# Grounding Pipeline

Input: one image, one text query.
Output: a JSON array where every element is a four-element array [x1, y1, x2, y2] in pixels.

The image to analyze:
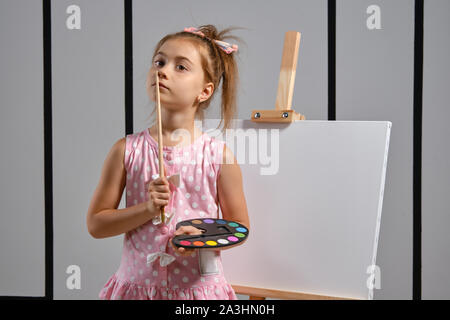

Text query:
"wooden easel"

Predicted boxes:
[[251, 31, 306, 123], [242, 32, 354, 300], [231, 285, 356, 300]]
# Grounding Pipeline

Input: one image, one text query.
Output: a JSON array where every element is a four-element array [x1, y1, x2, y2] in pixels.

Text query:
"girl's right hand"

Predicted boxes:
[[170, 225, 203, 256], [146, 176, 171, 218]]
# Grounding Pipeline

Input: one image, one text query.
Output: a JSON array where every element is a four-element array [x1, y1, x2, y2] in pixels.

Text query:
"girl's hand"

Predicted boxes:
[[146, 176, 170, 218], [170, 225, 203, 256]]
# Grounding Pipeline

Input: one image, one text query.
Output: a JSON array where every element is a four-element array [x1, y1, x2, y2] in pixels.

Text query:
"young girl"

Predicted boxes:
[[86, 25, 250, 300]]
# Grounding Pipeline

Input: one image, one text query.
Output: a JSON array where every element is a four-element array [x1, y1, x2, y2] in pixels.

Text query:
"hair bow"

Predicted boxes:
[[183, 27, 238, 54], [147, 251, 176, 267]]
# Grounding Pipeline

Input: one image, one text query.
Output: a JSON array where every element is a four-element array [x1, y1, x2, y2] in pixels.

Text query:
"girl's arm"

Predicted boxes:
[[214, 144, 250, 250], [86, 138, 156, 239]]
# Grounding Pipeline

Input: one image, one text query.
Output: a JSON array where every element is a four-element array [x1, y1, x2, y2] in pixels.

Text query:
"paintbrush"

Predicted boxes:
[[155, 72, 166, 224]]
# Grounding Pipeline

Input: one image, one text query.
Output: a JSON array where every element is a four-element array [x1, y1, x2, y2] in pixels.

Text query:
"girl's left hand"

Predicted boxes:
[[170, 225, 203, 256]]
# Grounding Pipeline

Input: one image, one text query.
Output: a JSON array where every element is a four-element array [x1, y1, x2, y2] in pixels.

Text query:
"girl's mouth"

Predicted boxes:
[[152, 83, 168, 90]]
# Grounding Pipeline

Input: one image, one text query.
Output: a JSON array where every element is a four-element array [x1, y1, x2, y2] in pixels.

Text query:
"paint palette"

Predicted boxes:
[[172, 218, 249, 249]]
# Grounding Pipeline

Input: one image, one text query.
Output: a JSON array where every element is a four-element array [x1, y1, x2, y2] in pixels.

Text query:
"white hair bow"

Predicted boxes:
[[146, 252, 176, 267]]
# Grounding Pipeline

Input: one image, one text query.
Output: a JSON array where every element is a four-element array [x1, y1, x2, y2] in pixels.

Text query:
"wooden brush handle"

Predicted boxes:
[[155, 72, 166, 224]]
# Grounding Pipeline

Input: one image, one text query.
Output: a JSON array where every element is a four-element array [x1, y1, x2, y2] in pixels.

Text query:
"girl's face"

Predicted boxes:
[[147, 38, 213, 112]]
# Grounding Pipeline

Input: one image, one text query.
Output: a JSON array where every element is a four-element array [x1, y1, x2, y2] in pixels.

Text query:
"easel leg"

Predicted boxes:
[[249, 296, 266, 300]]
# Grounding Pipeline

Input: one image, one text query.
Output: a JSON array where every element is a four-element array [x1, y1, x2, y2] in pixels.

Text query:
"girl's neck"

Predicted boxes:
[[150, 110, 203, 147]]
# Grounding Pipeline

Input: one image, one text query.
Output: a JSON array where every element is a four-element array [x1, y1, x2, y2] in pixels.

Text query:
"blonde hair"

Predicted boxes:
[[147, 24, 245, 134]]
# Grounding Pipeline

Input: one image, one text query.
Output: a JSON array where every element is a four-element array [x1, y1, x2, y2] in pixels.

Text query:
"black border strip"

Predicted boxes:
[[328, 0, 336, 121], [413, 0, 423, 301], [125, 0, 133, 134]]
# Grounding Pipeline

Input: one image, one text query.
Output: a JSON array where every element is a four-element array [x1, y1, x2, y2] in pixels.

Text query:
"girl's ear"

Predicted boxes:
[[198, 82, 214, 103]]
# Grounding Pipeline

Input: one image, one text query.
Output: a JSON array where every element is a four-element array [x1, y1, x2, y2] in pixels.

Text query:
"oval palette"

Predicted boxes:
[[172, 218, 249, 249]]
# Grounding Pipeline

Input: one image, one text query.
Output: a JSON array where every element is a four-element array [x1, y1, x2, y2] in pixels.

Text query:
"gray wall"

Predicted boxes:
[[0, 0, 448, 300], [336, 0, 415, 300], [51, 0, 125, 300], [0, 0, 45, 297], [422, 0, 450, 300]]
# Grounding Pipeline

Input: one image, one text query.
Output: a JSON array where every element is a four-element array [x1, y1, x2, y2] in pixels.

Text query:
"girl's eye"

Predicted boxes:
[[154, 60, 187, 71]]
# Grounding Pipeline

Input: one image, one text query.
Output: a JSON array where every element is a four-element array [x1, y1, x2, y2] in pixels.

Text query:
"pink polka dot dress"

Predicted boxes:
[[99, 127, 238, 300]]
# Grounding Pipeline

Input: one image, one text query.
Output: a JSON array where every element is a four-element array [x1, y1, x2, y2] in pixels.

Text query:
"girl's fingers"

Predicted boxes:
[[174, 226, 203, 236], [151, 192, 170, 200], [159, 186, 170, 192], [153, 177, 169, 186], [177, 247, 196, 256], [171, 227, 201, 256], [170, 239, 193, 256], [153, 199, 169, 206], [149, 184, 170, 193]]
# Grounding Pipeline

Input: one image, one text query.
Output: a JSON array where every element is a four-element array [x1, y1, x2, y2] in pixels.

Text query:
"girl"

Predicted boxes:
[[86, 25, 250, 300]]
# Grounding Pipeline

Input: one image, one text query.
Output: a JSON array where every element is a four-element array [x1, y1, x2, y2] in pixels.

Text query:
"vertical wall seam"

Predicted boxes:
[[413, 0, 424, 301], [125, 0, 133, 135], [0, 0, 54, 301], [43, 0, 53, 300], [328, 0, 336, 121]]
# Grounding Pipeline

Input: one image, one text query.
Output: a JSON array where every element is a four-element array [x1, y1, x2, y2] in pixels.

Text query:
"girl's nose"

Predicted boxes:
[[156, 69, 167, 80]]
